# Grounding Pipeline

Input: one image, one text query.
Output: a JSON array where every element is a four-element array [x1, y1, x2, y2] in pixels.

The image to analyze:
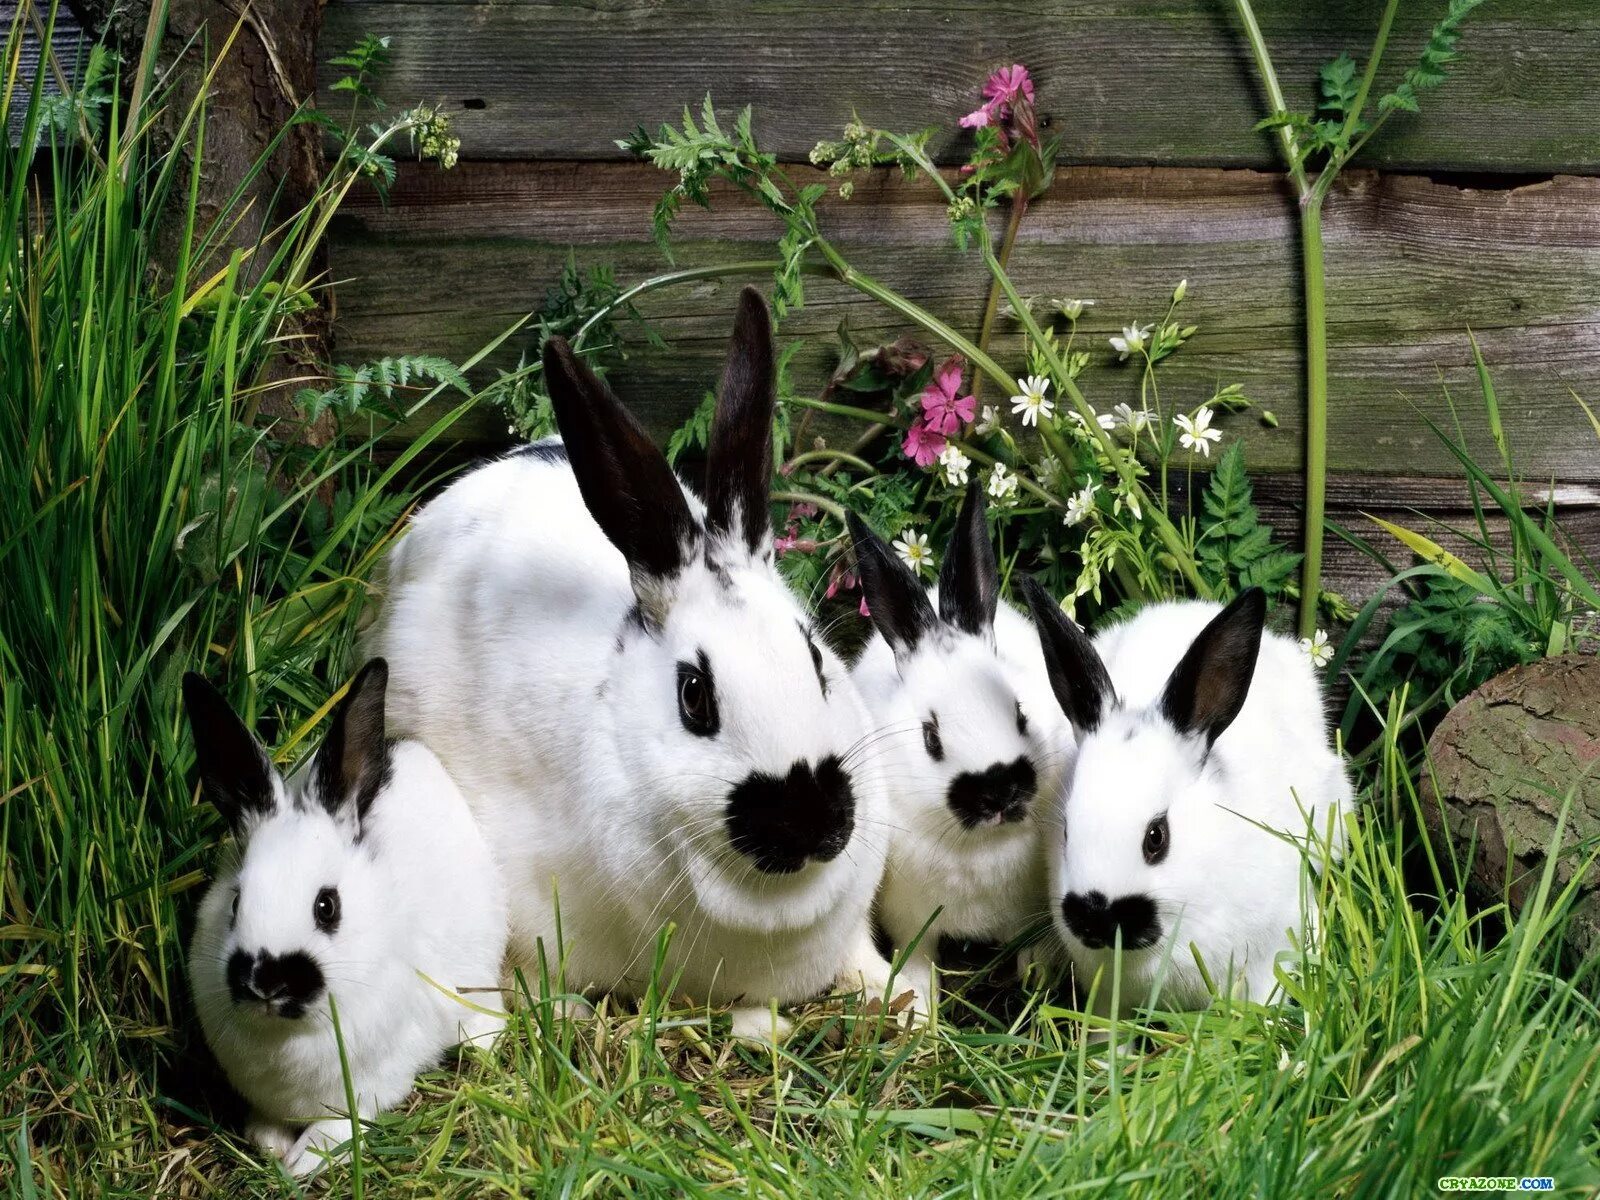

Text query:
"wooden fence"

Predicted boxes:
[[26, 1, 1600, 602]]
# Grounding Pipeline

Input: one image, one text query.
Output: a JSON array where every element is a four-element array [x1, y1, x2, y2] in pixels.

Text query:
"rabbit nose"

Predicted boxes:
[[947, 757, 1037, 829], [1060, 891, 1161, 951], [725, 755, 856, 875], [227, 949, 324, 1015]]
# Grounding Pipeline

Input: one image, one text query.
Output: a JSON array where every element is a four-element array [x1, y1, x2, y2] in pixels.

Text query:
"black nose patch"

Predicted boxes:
[[725, 755, 856, 874], [227, 948, 325, 1018], [1060, 890, 1161, 951], [947, 757, 1037, 829]]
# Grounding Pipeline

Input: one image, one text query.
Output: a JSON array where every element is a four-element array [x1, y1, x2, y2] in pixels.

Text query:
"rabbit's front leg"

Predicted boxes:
[[837, 923, 929, 1021], [728, 1005, 792, 1043], [283, 1116, 362, 1178]]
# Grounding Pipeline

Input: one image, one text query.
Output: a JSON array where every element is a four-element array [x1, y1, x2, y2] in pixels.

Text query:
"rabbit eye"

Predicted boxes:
[[313, 886, 341, 933], [922, 716, 944, 761], [230, 890, 240, 924], [1142, 815, 1170, 866], [677, 655, 719, 737], [1015, 700, 1029, 736]]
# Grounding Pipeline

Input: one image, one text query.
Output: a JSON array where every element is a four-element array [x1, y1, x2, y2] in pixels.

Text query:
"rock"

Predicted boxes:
[[1420, 654, 1600, 962]]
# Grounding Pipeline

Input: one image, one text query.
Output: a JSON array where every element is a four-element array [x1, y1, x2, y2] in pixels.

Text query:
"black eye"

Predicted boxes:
[[1143, 815, 1170, 865], [922, 716, 944, 761], [807, 637, 828, 697], [230, 890, 240, 923], [677, 655, 719, 737], [1015, 700, 1029, 736], [313, 886, 341, 933]]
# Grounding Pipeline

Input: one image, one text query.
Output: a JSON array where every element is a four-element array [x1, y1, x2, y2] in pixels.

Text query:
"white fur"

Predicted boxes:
[[853, 594, 1074, 1005], [364, 448, 898, 1032], [189, 742, 506, 1176], [1046, 601, 1351, 1012]]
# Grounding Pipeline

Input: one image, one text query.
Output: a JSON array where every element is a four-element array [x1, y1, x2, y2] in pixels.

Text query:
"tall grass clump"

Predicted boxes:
[[0, 8, 487, 1185]]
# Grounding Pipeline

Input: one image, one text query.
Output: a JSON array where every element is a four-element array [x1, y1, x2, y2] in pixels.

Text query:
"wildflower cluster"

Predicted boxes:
[[635, 64, 1312, 625]]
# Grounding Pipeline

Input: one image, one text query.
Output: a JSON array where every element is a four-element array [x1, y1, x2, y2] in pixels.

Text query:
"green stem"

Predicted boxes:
[[771, 488, 849, 524], [1299, 191, 1329, 637], [785, 448, 876, 474], [1231, 0, 1310, 198], [571, 260, 812, 351], [1342, 0, 1403, 146], [971, 195, 1028, 408], [811, 238, 1015, 393]]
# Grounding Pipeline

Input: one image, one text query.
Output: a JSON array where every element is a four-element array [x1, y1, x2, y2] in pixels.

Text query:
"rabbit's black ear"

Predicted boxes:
[[1019, 576, 1115, 733], [704, 287, 776, 558], [938, 481, 998, 637], [543, 336, 697, 584], [182, 673, 276, 831], [848, 511, 937, 659], [1160, 588, 1266, 747], [315, 659, 391, 826]]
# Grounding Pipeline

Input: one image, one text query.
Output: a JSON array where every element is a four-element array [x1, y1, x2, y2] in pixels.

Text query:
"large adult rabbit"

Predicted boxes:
[[366, 289, 903, 1038]]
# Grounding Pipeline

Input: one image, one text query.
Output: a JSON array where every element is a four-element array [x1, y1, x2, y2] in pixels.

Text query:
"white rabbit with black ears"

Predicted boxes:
[[184, 660, 506, 1177], [365, 288, 907, 1039], [1020, 580, 1352, 1013], [849, 483, 1075, 1011]]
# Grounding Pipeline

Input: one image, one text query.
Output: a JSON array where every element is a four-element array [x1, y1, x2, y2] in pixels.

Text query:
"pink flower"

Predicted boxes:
[[902, 417, 948, 468], [919, 357, 975, 437], [985, 64, 1035, 110], [788, 502, 820, 521], [825, 565, 858, 600], [960, 64, 1039, 150], [859, 594, 871, 618]]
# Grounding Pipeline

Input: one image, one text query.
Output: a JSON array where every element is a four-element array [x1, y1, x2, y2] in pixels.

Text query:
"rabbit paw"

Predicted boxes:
[[728, 1006, 792, 1044], [282, 1117, 356, 1178], [245, 1115, 300, 1164]]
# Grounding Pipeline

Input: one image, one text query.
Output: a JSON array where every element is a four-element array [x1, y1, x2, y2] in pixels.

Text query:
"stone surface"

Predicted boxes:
[[1421, 654, 1600, 963]]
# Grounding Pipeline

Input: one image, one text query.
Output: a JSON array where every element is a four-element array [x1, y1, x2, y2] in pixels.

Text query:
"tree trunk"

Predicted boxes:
[[1420, 654, 1600, 964], [162, 0, 331, 432]]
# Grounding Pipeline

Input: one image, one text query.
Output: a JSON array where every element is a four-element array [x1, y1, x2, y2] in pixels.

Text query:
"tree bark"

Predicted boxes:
[[1420, 654, 1600, 965], [162, 0, 331, 431]]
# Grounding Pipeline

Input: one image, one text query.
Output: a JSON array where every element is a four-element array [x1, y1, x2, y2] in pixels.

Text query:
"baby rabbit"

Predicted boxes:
[[1022, 581, 1351, 1013], [185, 660, 506, 1176], [365, 288, 904, 1040], [849, 484, 1074, 1010]]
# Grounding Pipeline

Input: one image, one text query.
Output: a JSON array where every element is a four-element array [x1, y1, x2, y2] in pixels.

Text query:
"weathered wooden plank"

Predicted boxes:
[[3, 2, 85, 147], [318, 0, 1600, 173], [328, 161, 1600, 480]]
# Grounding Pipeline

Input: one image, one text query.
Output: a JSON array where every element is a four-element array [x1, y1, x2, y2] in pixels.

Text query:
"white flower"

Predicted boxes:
[[1060, 298, 1095, 321], [1034, 455, 1063, 491], [1300, 628, 1333, 669], [975, 404, 1003, 435], [1009, 376, 1055, 427], [987, 462, 1020, 504], [1174, 406, 1222, 456], [893, 529, 934, 576], [1114, 486, 1143, 521], [1063, 484, 1098, 527], [1173, 278, 1188, 303], [937, 443, 971, 488], [1112, 402, 1151, 434], [1067, 406, 1116, 432], [1109, 323, 1153, 360]]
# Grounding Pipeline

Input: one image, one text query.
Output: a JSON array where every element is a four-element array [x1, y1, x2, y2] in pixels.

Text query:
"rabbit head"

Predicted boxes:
[[183, 660, 396, 1023], [851, 484, 1050, 836], [540, 289, 878, 917], [1023, 582, 1276, 984]]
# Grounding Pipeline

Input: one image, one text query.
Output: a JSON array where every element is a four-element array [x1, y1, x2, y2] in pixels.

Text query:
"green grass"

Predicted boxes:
[[4, 11, 1600, 1199]]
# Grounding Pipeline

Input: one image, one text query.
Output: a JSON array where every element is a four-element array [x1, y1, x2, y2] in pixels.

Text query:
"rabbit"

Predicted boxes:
[[184, 659, 507, 1177], [363, 288, 907, 1040], [848, 483, 1076, 1011], [1020, 580, 1352, 1014]]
